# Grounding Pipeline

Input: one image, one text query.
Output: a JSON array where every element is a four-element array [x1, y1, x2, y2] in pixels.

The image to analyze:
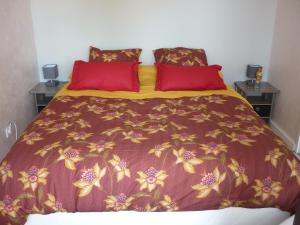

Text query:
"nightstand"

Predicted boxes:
[[30, 82, 67, 113], [234, 81, 280, 123]]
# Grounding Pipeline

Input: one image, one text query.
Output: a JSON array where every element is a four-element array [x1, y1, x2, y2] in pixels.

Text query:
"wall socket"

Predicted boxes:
[[4, 122, 13, 138], [296, 133, 300, 154]]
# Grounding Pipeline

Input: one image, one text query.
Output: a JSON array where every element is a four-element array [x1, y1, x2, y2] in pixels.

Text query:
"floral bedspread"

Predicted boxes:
[[0, 95, 299, 225]]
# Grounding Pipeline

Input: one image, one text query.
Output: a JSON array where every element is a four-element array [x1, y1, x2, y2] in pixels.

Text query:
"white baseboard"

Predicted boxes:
[[269, 119, 297, 152]]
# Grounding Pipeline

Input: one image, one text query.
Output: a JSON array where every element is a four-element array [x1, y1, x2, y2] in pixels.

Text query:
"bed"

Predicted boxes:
[[0, 66, 299, 225]]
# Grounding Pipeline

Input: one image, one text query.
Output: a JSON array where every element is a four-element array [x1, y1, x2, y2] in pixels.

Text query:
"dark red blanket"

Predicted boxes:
[[0, 95, 299, 224]]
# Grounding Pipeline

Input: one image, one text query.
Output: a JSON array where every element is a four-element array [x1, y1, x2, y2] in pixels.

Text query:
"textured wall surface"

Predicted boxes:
[[0, 0, 39, 160], [31, 0, 277, 85], [269, 0, 300, 149]]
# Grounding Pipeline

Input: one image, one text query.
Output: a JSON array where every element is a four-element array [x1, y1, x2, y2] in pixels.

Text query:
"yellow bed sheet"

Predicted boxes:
[[55, 65, 249, 105]]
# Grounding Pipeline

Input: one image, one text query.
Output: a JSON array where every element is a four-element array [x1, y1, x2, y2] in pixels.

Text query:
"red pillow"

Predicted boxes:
[[155, 64, 226, 91], [68, 61, 140, 91]]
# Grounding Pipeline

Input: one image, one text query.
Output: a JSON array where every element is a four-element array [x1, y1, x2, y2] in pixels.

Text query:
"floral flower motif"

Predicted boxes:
[[187, 104, 207, 111], [46, 122, 72, 134], [108, 103, 127, 109], [264, 148, 284, 168], [22, 132, 43, 145], [252, 177, 282, 201], [244, 126, 265, 136], [190, 114, 211, 123], [43, 108, 56, 116], [90, 97, 108, 103], [235, 104, 247, 111], [34, 141, 61, 157], [143, 124, 167, 134], [173, 148, 203, 174], [192, 167, 226, 199], [67, 131, 93, 141], [205, 96, 227, 104], [18, 166, 49, 192], [60, 111, 81, 119], [220, 199, 245, 208], [172, 133, 196, 142], [126, 109, 141, 117], [31, 204, 45, 214], [76, 119, 91, 128], [148, 142, 171, 158], [153, 104, 167, 112], [130, 99, 148, 105], [124, 120, 147, 128], [136, 167, 168, 192], [0, 195, 21, 218], [56, 96, 73, 103], [0, 161, 13, 184], [123, 131, 148, 143], [71, 102, 87, 109], [211, 111, 229, 119], [159, 195, 179, 211], [199, 142, 228, 156], [287, 158, 300, 185], [166, 99, 183, 106], [165, 53, 181, 63], [88, 140, 115, 153], [90, 50, 99, 60], [170, 121, 187, 130], [44, 194, 66, 212], [101, 127, 122, 136], [57, 147, 84, 170], [218, 121, 240, 129], [73, 163, 107, 197], [88, 105, 105, 114], [34, 118, 55, 127], [134, 204, 158, 212], [226, 133, 255, 146], [228, 159, 248, 187], [169, 108, 189, 116], [275, 138, 286, 147], [194, 57, 205, 66], [147, 113, 168, 120], [102, 112, 124, 121], [178, 49, 192, 56], [102, 53, 118, 62], [182, 60, 194, 66], [105, 193, 134, 211], [235, 114, 256, 121], [121, 49, 138, 57], [263, 124, 273, 132], [109, 155, 131, 182], [205, 129, 222, 138]]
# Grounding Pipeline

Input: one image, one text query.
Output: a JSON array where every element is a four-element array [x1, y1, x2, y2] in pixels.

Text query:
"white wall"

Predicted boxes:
[[31, 0, 277, 85], [268, 0, 300, 152], [0, 0, 39, 160]]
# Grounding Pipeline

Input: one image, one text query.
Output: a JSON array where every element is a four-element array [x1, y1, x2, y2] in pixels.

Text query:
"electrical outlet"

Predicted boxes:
[[5, 123, 12, 138], [296, 133, 300, 154]]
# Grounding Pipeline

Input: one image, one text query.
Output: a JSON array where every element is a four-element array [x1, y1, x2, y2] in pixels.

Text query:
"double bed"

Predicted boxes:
[[0, 66, 299, 225]]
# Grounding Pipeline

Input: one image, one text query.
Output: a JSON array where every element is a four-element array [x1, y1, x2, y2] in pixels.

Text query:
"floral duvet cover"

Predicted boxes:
[[0, 94, 299, 225]]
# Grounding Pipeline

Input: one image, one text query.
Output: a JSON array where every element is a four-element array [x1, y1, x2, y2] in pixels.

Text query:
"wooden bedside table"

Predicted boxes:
[[234, 81, 280, 123], [30, 82, 67, 113]]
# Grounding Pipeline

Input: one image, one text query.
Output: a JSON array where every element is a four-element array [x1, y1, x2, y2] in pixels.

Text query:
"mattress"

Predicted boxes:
[[0, 66, 299, 225], [25, 208, 290, 225]]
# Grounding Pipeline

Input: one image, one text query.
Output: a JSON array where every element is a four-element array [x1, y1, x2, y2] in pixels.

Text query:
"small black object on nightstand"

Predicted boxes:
[[30, 82, 67, 113], [234, 81, 280, 123]]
